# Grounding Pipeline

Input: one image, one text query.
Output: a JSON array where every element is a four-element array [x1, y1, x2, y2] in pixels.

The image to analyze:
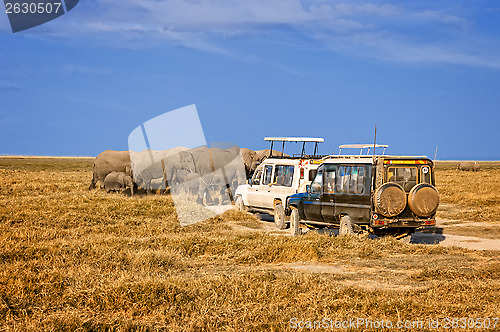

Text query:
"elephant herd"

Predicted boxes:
[[89, 147, 282, 203]]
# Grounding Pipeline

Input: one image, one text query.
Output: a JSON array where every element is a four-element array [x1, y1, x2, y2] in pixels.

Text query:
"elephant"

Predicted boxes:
[[104, 171, 135, 195], [457, 161, 473, 171], [171, 171, 201, 196], [183, 146, 247, 204], [240, 148, 258, 178], [129, 147, 196, 192], [457, 161, 480, 172], [255, 149, 289, 162], [89, 150, 132, 190]]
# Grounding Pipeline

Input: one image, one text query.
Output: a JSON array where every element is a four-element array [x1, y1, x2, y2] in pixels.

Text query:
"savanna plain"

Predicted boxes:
[[0, 158, 499, 331]]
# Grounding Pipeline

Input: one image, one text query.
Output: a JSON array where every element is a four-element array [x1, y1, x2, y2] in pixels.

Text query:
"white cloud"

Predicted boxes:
[[0, 80, 21, 90], [85, 22, 114, 32], [413, 10, 469, 29], [156, 27, 234, 56], [11, 0, 500, 69], [316, 31, 500, 68]]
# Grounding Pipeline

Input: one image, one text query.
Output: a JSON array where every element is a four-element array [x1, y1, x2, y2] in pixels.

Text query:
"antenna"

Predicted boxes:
[[373, 125, 377, 158], [434, 146, 438, 161]]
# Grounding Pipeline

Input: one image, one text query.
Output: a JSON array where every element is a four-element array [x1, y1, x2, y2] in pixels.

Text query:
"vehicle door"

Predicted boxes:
[[259, 164, 275, 208], [321, 165, 337, 223], [246, 166, 263, 207], [264, 164, 296, 209], [302, 165, 324, 221], [334, 165, 371, 222]]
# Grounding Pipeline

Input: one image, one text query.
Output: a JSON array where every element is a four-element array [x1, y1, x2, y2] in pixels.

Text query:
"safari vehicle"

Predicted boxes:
[[235, 137, 325, 229], [286, 144, 439, 240]]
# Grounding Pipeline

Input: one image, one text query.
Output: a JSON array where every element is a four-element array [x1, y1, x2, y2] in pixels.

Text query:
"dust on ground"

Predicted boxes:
[[228, 211, 500, 251]]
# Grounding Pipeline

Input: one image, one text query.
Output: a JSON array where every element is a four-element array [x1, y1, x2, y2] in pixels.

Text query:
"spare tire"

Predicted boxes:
[[408, 183, 439, 217], [374, 182, 407, 217]]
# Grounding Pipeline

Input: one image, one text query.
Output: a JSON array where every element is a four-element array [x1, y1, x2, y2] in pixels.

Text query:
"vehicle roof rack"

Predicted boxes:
[[264, 137, 324, 158], [338, 144, 389, 155], [323, 154, 428, 160], [265, 137, 324, 143]]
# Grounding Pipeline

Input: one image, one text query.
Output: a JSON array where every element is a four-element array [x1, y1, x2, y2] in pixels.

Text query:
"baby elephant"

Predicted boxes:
[[104, 171, 135, 196]]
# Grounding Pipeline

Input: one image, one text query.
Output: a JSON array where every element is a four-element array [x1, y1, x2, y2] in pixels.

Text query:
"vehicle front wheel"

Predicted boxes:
[[236, 196, 247, 212], [290, 208, 300, 236], [339, 215, 354, 236], [274, 203, 286, 229]]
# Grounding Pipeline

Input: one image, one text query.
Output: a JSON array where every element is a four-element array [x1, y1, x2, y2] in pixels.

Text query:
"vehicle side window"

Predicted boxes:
[[263, 165, 273, 185], [324, 169, 336, 193], [421, 166, 431, 184], [252, 168, 262, 185], [274, 165, 294, 187], [336, 165, 366, 194], [310, 169, 323, 194], [308, 169, 317, 182], [351, 166, 365, 194], [336, 166, 350, 192], [283, 166, 294, 187]]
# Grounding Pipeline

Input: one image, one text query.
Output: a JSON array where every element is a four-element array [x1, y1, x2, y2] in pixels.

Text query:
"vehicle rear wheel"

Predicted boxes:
[[374, 182, 406, 217], [274, 203, 286, 229], [408, 183, 439, 217], [339, 215, 354, 236], [290, 208, 300, 236], [236, 196, 247, 212]]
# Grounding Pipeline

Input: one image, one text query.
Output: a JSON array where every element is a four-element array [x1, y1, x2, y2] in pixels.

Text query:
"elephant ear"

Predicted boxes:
[[117, 172, 126, 183]]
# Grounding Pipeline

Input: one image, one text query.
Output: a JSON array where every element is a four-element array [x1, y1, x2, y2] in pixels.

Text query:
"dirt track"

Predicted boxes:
[[231, 214, 500, 251], [411, 218, 500, 251]]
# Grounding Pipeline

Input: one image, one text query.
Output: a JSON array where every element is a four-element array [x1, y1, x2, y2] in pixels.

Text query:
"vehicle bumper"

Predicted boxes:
[[370, 218, 436, 228]]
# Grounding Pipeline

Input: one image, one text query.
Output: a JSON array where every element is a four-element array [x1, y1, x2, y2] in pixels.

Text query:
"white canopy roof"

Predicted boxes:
[[339, 144, 388, 149], [265, 137, 324, 143]]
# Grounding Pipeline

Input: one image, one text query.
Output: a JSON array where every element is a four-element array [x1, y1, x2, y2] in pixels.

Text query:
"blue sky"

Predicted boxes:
[[1, 0, 499, 159]]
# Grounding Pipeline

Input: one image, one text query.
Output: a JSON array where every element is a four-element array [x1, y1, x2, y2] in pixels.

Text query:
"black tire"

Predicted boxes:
[[339, 215, 354, 236], [408, 183, 439, 217], [374, 182, 406, 217], [274, 203, 286, 229], [290, 208, 300, 236], [236, 196, 247, 212]]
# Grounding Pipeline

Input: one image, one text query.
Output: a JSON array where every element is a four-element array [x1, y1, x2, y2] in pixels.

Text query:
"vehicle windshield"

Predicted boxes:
[[310, 169, 323, 194], [252, 168, 262, 185]]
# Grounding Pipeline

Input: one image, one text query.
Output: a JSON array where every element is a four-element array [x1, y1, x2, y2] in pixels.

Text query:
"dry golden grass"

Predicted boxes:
[[435, 161, 500, 223], [0, 158, 499, 331]]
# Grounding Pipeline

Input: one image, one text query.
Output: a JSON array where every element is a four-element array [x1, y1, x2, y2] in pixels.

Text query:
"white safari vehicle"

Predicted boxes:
[[235, 137, 325, 229]]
